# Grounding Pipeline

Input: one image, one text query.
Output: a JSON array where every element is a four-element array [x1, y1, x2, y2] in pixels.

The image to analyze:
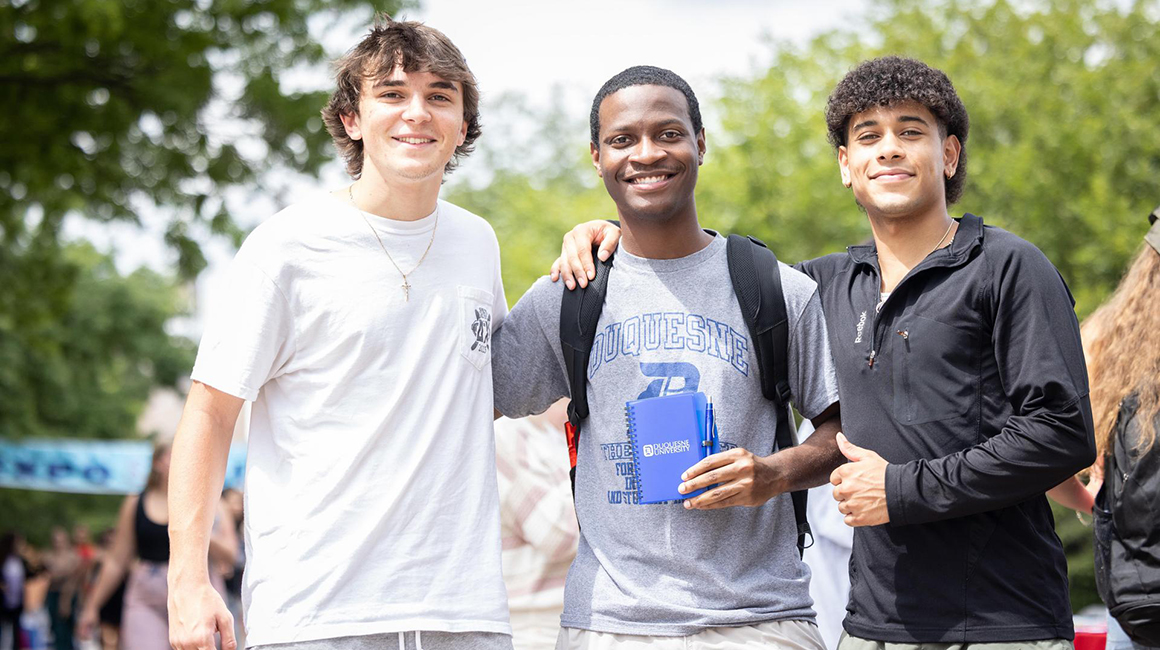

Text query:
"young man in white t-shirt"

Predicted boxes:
[[167, 16, 512, 650]]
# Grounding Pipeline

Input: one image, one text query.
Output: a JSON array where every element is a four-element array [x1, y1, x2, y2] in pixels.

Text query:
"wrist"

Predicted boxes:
[[167, 563, 212, 587], [758, 454, 788, 498]]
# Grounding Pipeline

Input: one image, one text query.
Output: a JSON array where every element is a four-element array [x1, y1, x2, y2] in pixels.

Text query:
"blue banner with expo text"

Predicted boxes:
[[0, 439, 246, 495]]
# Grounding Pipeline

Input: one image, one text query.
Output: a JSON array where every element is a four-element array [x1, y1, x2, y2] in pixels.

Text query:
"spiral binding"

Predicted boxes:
[[624, 403, 644, 503]]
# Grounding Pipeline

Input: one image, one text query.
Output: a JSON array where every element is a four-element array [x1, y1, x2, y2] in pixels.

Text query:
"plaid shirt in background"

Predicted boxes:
[[494, 407, 579, 649]]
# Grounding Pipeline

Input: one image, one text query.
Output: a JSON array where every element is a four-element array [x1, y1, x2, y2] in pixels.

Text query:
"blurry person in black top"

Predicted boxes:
[[551, 56, 1097, 648], [78, 444, 237, 648]]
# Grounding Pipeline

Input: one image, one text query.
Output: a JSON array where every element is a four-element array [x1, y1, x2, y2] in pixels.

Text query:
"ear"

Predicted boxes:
[[696, 128, 706, 165], [838, 145, 851, 188], [942, 134, 962, 179], [590, 142, 603, 178], [339, 111, 363, 142], [457, 118, 468, 147]]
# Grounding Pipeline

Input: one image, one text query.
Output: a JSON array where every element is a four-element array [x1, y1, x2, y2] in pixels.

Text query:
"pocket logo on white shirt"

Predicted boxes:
[[469, 306, 492, 354], [458, 285, 495, 370]]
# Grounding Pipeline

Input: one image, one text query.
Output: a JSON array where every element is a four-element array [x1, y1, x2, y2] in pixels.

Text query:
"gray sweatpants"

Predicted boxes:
[[252, 631, 513, 650]]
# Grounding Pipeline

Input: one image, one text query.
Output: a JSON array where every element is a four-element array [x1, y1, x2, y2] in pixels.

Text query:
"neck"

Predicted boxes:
[[867, 207, 956, 270], [618, 207, 713, 260], [343, 167, 442, 222]]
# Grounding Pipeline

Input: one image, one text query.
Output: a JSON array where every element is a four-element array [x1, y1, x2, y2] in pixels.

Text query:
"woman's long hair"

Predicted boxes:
[[145, 442, 172, 492], [1082, 244, 1160, 457]]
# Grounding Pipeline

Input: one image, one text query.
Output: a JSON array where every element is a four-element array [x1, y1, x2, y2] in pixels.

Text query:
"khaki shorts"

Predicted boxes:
[[837, 631, 1074, 650], [557, 620, 824, 649]]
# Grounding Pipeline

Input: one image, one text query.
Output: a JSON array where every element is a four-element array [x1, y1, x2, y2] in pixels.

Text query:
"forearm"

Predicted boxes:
[[59, 573, 79, 607], [84, 557, 127, 614], [169, 395, 237, 586], [767, 407, 843, 493], [1047, 475, 1094, 514], [888, 402, 1096, 525]]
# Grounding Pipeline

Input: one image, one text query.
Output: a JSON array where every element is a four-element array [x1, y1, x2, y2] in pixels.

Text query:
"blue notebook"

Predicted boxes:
[[624, 392, 713, 504]]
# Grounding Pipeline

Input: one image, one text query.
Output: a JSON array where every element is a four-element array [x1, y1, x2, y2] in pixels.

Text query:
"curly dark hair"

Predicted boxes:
[[825, 56, 969, 205], [590, 65, 702, 146], [321, 14, 481, 178]]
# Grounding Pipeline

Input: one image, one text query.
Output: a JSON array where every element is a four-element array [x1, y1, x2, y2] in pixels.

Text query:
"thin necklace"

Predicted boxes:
[[929, 219, 955, 257], [349, 183, 438, 302]]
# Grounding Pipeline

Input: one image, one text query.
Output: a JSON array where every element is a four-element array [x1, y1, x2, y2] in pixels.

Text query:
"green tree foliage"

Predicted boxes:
[[0, 243, 195, 542], [707, 0, 1160, 313], [1, 0, 403, 276], [0, 244, 195, 441]]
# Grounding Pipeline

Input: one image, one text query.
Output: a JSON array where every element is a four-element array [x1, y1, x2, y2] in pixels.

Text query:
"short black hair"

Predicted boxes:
[[590, 65, 702, 146], [825, 56, 970, 205]]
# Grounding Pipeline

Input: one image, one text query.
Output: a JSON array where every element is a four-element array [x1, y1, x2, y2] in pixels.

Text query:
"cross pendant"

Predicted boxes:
[[401, 278, 411, 301]]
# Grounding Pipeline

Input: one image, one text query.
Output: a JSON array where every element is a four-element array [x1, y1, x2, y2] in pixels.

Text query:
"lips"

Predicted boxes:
[[871, 169, 913, 181]]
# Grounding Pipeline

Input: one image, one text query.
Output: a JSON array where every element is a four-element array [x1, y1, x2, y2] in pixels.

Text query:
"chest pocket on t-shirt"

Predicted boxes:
[[458, 285, 494, 371]]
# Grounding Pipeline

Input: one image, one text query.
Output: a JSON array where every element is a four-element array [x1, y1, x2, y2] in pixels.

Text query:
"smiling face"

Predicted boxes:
[[838, 100, 961, 220], [591, 84, 705, 222], [340, 67, 468, 184]]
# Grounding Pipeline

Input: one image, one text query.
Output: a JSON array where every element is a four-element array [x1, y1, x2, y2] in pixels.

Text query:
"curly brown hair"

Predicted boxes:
[[825, 56, 969, 205], [321, 14, 481, 178], [1081, 244, 1160, 457]]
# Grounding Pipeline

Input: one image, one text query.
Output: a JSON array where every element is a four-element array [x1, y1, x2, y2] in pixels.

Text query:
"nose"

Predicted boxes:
[[876, 130, 905, 160], [402, 95, 431, 123], [629, 137, 666, 166]]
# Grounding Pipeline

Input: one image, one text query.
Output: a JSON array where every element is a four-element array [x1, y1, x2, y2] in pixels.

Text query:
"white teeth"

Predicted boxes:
[[630, 175, 668, 184], [398, 137, 433, 144]]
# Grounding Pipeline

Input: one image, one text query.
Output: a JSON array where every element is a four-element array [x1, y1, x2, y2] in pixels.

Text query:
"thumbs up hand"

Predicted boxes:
[[830, 432, 891, 527]]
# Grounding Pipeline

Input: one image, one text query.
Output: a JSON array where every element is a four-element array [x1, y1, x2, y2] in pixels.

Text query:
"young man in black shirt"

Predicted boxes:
[[557, 56, 1095, 649]]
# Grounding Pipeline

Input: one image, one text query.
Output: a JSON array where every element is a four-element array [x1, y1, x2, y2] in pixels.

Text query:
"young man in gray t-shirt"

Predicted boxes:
[[492, 66, 843, 649]]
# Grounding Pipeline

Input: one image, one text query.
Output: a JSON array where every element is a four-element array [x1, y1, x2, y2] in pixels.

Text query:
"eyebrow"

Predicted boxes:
[[371, 79, 459, 93], [603, 117, 689, 135], [852, 115, 931, 131]]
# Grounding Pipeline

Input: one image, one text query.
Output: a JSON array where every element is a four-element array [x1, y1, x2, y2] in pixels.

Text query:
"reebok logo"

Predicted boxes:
[[854, 310, 867, 343], [642, 439, 691, 458]]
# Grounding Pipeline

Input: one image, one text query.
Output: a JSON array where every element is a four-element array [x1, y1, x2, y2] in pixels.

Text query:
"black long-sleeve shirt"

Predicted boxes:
[[798, 214, 1096, 644]]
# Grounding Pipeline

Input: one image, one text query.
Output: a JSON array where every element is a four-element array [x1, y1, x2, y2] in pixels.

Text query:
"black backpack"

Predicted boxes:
[[1093, 393, 1160, 646], [559, 233, 813, 556]]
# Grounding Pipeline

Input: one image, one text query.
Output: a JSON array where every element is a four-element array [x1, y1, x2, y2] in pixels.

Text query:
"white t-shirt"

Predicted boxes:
[[192, 194, 510, 646]]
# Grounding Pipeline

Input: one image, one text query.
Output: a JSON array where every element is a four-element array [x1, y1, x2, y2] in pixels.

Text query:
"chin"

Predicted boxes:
[[622, 200, 683, 222], [392, 164, 447, 182], [866, 196, 923, 217]]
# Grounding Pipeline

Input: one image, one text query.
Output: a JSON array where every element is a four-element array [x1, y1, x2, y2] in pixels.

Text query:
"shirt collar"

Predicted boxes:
[[846, 213, 985, 267]]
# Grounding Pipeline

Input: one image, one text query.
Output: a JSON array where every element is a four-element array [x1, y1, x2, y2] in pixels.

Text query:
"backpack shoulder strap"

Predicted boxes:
[[560, 245, 614, 493], [726, 234, 813, 557]]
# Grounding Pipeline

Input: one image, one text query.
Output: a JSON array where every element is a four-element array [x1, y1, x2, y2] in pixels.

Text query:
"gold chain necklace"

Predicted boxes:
[[929, 219, 955, 257], [349, 184, 438, 302]]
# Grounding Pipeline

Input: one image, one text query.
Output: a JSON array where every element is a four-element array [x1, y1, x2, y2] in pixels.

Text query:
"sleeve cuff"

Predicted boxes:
[[189, 368, 258, 402], [885, 461, 910, 526]]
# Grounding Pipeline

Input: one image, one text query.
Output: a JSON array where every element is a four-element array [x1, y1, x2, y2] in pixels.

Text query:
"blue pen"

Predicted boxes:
[[704, 400, 715, 457], [705, 403, 714, 455]]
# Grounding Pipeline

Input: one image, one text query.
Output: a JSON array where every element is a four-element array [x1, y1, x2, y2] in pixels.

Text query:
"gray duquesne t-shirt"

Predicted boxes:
[[492, 235, 839, 636]]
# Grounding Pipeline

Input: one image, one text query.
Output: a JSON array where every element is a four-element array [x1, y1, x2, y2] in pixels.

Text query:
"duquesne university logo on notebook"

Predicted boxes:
[[642, 440, 692, 458]]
